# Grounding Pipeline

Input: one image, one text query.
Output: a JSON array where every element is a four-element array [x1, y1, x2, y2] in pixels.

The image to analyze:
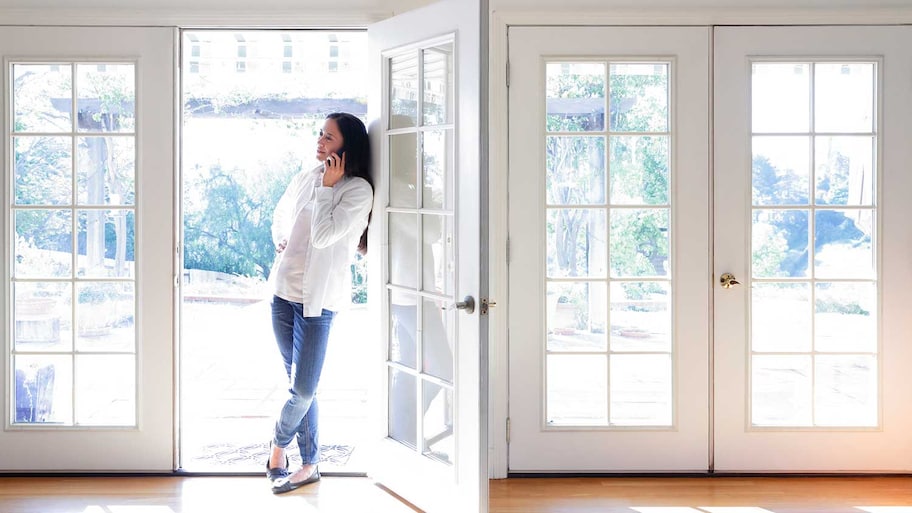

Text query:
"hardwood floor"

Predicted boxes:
[[0, 475, 421, 513], [1, 475, 911, 513], [490, 476, 912, 513]]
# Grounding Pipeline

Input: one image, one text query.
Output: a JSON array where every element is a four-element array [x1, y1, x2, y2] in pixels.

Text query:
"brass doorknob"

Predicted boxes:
[[720, 273, 740, 289]]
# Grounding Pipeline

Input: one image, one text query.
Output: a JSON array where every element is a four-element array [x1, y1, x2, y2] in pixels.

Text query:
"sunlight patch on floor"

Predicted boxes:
[[699, 508, 778, 513], [83, 507, 176, 513], [631, 508, 706, 513], [856, 508, 912, 512], [632, 508, 778, 513]]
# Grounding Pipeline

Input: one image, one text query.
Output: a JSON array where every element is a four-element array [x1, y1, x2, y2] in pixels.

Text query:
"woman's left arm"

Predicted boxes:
[[311, 179, 373, 249]]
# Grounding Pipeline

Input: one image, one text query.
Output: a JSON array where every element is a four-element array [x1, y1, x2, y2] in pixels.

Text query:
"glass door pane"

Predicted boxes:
[[385, 41, 456, 464], [12, 62, 138, 427], [750, 61, 877, 428], [543, 60, 672, 428]]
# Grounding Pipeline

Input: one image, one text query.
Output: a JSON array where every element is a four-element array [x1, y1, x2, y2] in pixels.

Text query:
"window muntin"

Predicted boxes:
[[11, 62, 138, 427], [544, 60, 673, 427], [750, 61, 878, 428]]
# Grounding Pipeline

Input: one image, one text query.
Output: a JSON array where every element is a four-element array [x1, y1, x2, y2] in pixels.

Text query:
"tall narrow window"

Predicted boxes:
[[188, 34, 202, 74], [329, 40, 340, 73], [11, 62, 137, 427], [750, 61, 877, 427], [281, 34, 294, 73], [235, 34, 247, 74], [544, 61, 672, 427]]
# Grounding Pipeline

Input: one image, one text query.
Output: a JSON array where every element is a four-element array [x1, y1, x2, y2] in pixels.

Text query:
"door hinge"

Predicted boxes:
[[506, 417, 511, 444], [506, 237, 511, 264], [506, 59, 510, 88]]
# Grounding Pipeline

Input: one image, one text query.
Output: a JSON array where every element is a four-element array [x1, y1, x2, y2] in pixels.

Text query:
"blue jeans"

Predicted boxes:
[[271, 295, 335, 465]]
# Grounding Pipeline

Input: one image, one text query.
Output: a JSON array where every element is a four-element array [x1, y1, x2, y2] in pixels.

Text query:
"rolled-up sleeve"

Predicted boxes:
[[310, 178, 373, 249]]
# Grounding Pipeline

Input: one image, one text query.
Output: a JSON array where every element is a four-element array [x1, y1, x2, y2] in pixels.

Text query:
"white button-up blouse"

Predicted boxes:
[[270, 165, 373, 316]]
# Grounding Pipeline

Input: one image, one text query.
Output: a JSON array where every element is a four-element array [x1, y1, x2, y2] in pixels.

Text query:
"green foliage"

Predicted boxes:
[[815, 297, 869, 316], [183, 163, 296, 280], [182, 159, 370, 304], [14, 66, 136, 279], [751, 221, 789, 277], [83, 68, 134, 130], [610, 136, 669, 204], [545, 66, 670, 282], [610, 209, 668, 276], [351, 254, 368, 304], [609, 69, 667, 132], [751, 155, 867, 277], [619, 281, 665, 303], [77, 284, 118, 304], [14, 137, 71, 206], [752, 155, 806, 205], [566, 286, 590, 331]]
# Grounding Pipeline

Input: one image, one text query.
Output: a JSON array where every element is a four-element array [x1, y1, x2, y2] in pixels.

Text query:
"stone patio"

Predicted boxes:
[[180, 299, 373, 474]]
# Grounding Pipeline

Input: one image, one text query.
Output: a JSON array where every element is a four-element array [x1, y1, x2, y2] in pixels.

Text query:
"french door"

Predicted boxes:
[[714, 25, 912, 472], [507, 26, 711, 472], [2, 27, 175, 470], [508, 24, 912, 472], [369, 0, 488, 510]]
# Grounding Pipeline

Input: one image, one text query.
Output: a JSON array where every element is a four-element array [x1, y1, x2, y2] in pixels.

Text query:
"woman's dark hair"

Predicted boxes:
[[326, 112, 374, 255]]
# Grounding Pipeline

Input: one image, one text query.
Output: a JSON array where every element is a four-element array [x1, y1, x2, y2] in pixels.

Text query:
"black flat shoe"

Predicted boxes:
[[265, 442, 290, 481], [271, 466, 320, 494]]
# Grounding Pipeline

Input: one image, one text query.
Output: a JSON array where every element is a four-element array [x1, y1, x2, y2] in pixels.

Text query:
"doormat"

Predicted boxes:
[[196, 441, 354, 467]]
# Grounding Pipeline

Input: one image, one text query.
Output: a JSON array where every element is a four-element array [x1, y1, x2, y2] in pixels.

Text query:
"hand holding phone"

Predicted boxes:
[[322, 152, 345, 187]]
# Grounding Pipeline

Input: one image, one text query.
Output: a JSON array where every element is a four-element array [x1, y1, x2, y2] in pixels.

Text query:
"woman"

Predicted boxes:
[[266, 112, 374, 494]]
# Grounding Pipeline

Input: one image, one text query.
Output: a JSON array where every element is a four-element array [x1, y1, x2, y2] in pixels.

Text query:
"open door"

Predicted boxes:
[[367, 0, 488, 512]]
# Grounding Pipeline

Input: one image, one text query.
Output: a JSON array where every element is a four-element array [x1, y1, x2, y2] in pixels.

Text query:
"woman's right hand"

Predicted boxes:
[[275, 239, 287, 253]]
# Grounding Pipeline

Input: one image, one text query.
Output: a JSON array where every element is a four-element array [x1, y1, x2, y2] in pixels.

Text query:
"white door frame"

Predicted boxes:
[[488, 7, 912, 478]]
